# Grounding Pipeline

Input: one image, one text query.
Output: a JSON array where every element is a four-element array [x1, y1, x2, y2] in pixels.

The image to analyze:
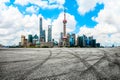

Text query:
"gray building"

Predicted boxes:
[[48, 25, 52, 42], [28, 34, 32, 43], [43, 30, 46, 42], [40, 17, 46, 42], [59, 32, 63, 47]]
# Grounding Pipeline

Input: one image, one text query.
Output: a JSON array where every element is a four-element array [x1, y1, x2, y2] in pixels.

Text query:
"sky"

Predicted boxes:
[[0, 0, 120, 46]]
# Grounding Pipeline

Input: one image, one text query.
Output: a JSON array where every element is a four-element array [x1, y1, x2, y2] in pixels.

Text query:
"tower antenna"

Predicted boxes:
[[62, 7, 67, 47]]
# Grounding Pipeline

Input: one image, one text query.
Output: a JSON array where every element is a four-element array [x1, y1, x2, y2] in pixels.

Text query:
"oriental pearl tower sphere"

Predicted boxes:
[[63, 8, 67, 47]]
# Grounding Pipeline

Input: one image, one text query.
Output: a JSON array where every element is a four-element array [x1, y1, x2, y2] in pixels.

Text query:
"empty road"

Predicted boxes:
[[0, 48, 120, 80]]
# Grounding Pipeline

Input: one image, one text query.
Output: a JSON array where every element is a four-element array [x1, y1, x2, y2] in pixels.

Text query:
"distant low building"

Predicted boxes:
[[96, 43, 100, 47], [0, 44, 3, 47], [40, 42, 54, 48], [91, 39, 96, 47], [19, 42, 21, 47], [33, 34, 39, 45], [21, 35, 27, 47]]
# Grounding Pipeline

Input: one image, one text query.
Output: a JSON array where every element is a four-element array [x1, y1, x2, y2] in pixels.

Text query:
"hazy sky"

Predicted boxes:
[[0, 0, 120, 46]]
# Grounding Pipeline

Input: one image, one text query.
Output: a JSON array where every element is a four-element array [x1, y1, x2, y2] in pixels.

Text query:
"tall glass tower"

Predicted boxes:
[[40, 17, 46, 42], [48, 25, 52, 42], [40, 17, 43, 41]]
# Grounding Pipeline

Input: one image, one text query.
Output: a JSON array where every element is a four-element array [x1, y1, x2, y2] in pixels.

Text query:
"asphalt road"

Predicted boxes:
[[0, 48, 120, 80]]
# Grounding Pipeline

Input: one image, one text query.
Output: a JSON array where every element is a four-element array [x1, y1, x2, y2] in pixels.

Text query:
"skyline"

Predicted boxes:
[[0, 0, 120, 46]]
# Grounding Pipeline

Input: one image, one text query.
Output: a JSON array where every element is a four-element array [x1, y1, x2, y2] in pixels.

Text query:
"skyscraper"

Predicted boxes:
[[59, 32, 63, 47], [21, 35, 25, 46], [48, 25, 52, 42], [43, 30, 46, 42], [40, 17, 46, 42], [40, 17, 43, 40], [27, 34, 33, 47], [72, 33, 76, 46], [33, 34, 38, 45], [28, 34, 32, 43]]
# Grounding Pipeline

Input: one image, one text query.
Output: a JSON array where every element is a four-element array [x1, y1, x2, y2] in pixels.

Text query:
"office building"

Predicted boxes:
[[66, 33, 70, 46], [77, 35, 87, 47], [42, 31, 46, 43], [48, 25, 52, 42], [77, 36, 84, 47], [27, 34, 33, 47], [69, 33, 76, 47], [40, 17, 46, 42], [21, 35, 26, 47], [91, 39, 96, 47], [77, 35, 99, 48], [28, 34, 33, 43], [33, 34, 39, 45], [96, 43, 100, 47], [40, 17, 43, 41], [59, 32, 63, 47]]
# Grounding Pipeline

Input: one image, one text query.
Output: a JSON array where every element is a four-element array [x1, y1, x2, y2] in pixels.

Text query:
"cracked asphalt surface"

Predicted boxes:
[[0, 48, 120, 80]]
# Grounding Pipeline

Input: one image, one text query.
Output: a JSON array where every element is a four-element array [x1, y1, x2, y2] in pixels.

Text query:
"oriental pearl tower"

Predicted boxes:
[[63, 8, 67, 47]]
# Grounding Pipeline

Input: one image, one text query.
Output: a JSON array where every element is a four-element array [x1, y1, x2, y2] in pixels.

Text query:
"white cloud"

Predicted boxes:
[[0, 0, 9, 4], [76, 0, 101, 15], [14, 0, 29, 6], [0, 4, 39, 45], [0, 1, 76, 46], [15, 0, 65, 9], [26, 6, 39, 13], [77, 0, 120, 46]]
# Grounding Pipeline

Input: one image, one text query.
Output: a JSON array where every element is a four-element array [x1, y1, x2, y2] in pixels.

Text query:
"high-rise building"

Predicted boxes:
[[83, 35, 87, 47], [89, 36, 93, 47], [39, 17, 46, 42], [77, 35, 87, 47], [28, 34, 33, 43], [66, 33, 70, 46], [69, 33, 76, 47], [21, 35, 25, 46], [77, 35, 99, 47], [43, 30, 46, 42], [48, 25, 52, 42], [21, 35, 27, 47], [77, 36, 84, 47], [72, 33, 76, 46], [40, 17, 43, 40], [27, 34, 33, 46], [33, 34, 39, 45], [59, 32, 63, 47], [91, 39, 96, 47]]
